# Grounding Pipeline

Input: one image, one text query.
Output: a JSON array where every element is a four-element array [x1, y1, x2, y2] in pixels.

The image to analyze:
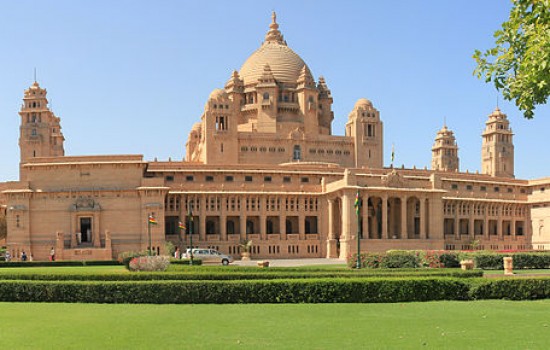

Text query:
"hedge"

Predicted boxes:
[[0, 269, 482, 282], [0, 260, 121, 268], [470, 278, 550, 300], [0, 277, 471, 304], [349, 251, 550, 270]]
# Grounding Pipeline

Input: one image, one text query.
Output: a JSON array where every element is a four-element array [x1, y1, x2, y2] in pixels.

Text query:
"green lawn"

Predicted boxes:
[[1, 301, 549, 349]]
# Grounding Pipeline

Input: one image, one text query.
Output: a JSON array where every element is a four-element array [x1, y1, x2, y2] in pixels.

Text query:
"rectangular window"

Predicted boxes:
[[480, 186, 487, 192], [451, 184, 458, 190], [466, 185, 473, 191], [186, 176, 194, 182], [245, 176, 253, 182], [264, 176, 272, 182], [225, 176, 234, 182], [507, 188, 513, 193], [494, 187, 500, 192], [283, 176, 291, 183], [205, 176, 214, 182], [165, 175, 174, 182], [301, 177, 310, 183]]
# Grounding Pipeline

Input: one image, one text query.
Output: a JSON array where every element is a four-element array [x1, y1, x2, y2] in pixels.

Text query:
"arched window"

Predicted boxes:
[[293, 145, 301, 161]]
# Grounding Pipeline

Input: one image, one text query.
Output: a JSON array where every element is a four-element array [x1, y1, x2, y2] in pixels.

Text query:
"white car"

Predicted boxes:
[[184, 248, 233, 266]]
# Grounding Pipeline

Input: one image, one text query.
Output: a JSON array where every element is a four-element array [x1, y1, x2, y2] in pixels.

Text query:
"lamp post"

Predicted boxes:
[[188, 210, 194, 266]]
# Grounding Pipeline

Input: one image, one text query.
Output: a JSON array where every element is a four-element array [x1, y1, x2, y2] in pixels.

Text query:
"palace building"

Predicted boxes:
[[1, 13, 549, 261]]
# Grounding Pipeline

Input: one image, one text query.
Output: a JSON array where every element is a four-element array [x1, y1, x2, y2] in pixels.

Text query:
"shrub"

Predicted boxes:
[[118, 251, 148, 269], [380, 251, 421, 269], [128, 256, 170, 272], [438, 252, 461, 268]]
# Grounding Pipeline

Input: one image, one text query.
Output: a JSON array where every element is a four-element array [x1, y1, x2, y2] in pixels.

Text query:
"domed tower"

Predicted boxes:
[[345, 98, 383, 168], [236, 12, 333, 136], [198, 89, 238, 164], [18, 81, 65, 179], [481, 107, 514, 178], [431, 123, 459, 172]]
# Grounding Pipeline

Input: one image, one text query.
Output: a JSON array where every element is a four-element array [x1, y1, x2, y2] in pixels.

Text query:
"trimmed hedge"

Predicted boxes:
[[349, 250, 550, 270], [470, 278, 550, 300], [0, 277, 471, 304], [0, 269, 482, 282], [0, 260, 121, 268]]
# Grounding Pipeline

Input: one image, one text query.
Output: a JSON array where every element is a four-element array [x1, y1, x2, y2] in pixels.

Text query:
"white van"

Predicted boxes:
[[183, 248, 234, 265]]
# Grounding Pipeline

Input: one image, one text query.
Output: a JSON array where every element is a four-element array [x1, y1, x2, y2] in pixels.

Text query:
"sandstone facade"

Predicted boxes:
[[1, 13, 549, 261]]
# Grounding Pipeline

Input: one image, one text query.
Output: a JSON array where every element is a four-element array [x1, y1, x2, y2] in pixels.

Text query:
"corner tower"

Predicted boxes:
[[481, 107, 514, 178], [345, 98, 383, 168], [431, 123, 459, 172], [18, 81, 65, 179]]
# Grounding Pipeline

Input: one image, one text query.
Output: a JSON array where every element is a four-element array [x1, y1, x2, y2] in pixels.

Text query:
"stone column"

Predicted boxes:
[[340, 192, 352, 258], [260, 196, 267, 241], [454, 202, 460, 240], [484, 205, 490, 240], [362, 194, 369, 239], [497, 205, 503, 240], [511, 206, 516, 239], [419, 197, 426, 239], [240, 197, 247, 240], [400, 195, 407, 239], [199, 195, 206, 241], [469, 203, 475, 240], [93, 212, 101, 248], [382, 194, 388, 239], [299, 197, 305, 240], [220, 196, 227, 241], [179, 195, 186, 242], [326, 198, 337, 258]]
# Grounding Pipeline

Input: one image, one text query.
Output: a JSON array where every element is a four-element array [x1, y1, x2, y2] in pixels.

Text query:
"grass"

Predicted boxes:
[[0, 301, 549, 349]]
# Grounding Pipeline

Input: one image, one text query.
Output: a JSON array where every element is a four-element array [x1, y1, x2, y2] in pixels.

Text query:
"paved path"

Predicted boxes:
[[232, 258, 345, 267]]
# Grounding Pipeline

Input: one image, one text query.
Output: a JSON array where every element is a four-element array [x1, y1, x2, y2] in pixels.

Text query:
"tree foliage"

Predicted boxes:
[[474, 0, 550, 119]]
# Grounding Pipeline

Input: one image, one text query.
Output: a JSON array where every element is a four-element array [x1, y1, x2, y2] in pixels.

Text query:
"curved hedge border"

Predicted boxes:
[[0, 277, 470, 304]]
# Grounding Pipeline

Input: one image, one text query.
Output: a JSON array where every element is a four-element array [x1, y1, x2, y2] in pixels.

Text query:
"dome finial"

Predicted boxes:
[[264, 11, 285, 45]]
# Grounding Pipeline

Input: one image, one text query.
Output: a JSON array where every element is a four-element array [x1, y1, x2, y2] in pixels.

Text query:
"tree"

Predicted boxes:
[[474, 0, 550, 119]]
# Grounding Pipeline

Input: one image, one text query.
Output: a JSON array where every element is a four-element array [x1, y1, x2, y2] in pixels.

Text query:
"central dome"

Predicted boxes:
[[239, 13, 311, 85]]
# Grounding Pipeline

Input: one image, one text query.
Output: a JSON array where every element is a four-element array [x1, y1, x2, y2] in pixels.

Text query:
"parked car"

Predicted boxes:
[[183, 248, 233, 266]]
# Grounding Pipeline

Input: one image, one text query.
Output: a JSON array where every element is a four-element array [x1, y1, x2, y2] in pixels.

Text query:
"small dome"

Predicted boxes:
[[354, 98, 373, 109], [208, 88, 228, 100]]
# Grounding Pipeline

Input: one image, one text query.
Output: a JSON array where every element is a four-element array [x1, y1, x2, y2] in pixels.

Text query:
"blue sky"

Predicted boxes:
[[0, 0, 548, 181]]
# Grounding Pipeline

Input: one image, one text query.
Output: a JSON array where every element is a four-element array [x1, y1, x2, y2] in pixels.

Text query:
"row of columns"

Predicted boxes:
[[327, 192, 429, 241], [179, 195, 315, 242], [449, 201, 525, 240]]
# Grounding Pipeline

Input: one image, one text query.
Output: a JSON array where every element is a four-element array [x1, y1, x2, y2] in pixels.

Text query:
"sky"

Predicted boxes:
[[0, 0, 548, 181]]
